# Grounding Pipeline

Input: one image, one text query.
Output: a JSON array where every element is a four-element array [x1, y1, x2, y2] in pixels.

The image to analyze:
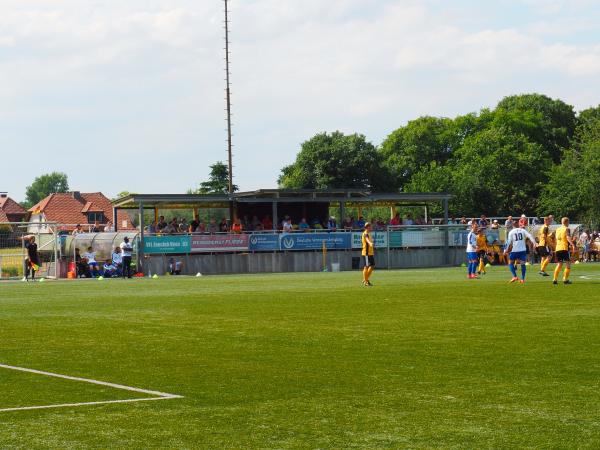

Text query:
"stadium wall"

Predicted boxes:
[[144, 248, 465, 276]]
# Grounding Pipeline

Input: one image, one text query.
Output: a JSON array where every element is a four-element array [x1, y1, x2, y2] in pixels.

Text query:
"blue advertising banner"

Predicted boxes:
[[248, 233, 280, 251], [279, 233, 351, 251], [144, 235, 191, 254]]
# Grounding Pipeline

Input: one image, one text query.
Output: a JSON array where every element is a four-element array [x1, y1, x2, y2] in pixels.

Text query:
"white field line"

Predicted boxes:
[[0, 363, 183, 413]]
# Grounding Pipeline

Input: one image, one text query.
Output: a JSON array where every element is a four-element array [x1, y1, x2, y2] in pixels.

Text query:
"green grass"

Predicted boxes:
[[1, 265, 600, 448]]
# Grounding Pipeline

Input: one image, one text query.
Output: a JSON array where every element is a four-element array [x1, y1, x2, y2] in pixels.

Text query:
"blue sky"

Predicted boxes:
[[1, 0, 600, 202]]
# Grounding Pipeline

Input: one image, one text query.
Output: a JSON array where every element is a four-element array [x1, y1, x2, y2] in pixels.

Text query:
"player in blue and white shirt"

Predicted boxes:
[[504, 218, 537, 283], [466, 222, 479, 279]]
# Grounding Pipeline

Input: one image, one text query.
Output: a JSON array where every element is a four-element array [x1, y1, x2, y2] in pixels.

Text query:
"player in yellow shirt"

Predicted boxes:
[[537, 216, 551, 277], [361, 222, 375, 286], [553, 217, 574, 285], [476, 228, 488, 275]]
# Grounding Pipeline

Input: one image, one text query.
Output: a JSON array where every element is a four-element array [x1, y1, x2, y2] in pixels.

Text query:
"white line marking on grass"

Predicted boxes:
[[0, 364, 183, 413]]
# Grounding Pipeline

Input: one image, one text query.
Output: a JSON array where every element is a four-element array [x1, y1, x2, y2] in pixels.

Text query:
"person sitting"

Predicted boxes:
[[390, 213, 401, 226], [262, 215, 273, 231], [219, 218, 229, 233], [111, 246, 123, 276], [83, 246, 100, 277], [72, 224, 84, 236], [327, 216, 337, 231], [75, 248, 90, 278], [251, 215, 261, 230], [354, 216, 366, 230], [282, 216, 293, 233], [343, 217, 353, 231], [103, 259, 118, 278], [168, 257, 183, 275], [208, 218, 218, 234], [298, 218, 310, 231], [231, 218, 243, 234]]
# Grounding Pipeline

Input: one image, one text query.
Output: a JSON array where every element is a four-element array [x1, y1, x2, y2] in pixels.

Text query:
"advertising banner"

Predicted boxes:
[[389, 231, 402, 248], [191, 234, 249, 252], [279, 233, 351, 251], [144, 235, 191, 254], [248, 233, 280, 251], [351, 232, 388, 249]]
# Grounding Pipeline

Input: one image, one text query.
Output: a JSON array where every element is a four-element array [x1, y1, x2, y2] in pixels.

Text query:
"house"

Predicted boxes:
[[28, 191, 135, 233], [0, 193, 28, 224]]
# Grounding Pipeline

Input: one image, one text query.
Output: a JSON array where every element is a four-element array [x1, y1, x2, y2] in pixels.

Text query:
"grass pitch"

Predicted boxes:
[[1, 265, 600, 448]]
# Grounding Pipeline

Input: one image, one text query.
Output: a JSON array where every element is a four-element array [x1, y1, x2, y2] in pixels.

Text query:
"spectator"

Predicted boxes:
[[231, 218, 243, 234], [147, 221, 157, 233], [343, 217, 353, 231], [104, 220, 114, 232], [208, 218, 218, 234], [251, 215, 261, 230], [327, 216, 337, 231], [262, 215, 273, 230], [241, 215, 251, 231], [197, 221, 206, 233], [72, 224, 84, 236], [282, 216, 293, 233], [83, 246, 100, 277], [548, 215, 556, 225], [478, 215, 488, 228], [390, 213, 401, 226], [355, 216, 366, 230], [190, 216, 199, 233], [580, 229, 590, 262], [157, 216, 167, 231], [163, 220, 177, 234], [219, 218, 229, 233], [491, 220, 499, 230], [404, 214, 414, 226], [91, 221, 101, 233], [112, 246, 123, 276], [460, 216, 468, 225], [298, 218, 310, 231], [505, 216, 514, 232], [178, 218, 188, 233], [168, 257, 184, 275], [120, 236, 133, 278]]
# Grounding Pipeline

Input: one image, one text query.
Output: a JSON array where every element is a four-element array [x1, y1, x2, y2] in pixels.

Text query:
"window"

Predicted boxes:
[[87, 212, 105, 223]]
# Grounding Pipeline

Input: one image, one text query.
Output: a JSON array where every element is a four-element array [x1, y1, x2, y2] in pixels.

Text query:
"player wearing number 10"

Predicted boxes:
[[504, 218, 537, 284]]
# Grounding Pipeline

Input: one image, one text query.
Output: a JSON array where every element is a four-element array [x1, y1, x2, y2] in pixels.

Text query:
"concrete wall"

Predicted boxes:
[[145, 248, 466, 276]]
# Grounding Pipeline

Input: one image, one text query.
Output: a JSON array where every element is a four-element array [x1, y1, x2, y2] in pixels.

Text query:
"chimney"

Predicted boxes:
[[71, 191, 82, 201], [0, 192, 7, 198]]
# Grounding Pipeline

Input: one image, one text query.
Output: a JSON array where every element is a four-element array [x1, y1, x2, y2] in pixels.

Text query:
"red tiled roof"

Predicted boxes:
[[28, 192, 135, 230], [0, 210, 9, 222], [0, 196, 27, 215]]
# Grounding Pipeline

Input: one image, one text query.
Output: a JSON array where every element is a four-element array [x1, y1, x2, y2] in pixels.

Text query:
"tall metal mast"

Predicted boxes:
[[224, 0, 234, 199]]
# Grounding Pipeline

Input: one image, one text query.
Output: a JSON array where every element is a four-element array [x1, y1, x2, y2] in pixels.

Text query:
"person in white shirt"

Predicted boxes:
[[120, 236, 134, 278], [465, 222, 479, 279], [83, 246, 100, 277], [282, 216, 293, 233], [112, 246, 123, 276], [504, 218, 537, 283]]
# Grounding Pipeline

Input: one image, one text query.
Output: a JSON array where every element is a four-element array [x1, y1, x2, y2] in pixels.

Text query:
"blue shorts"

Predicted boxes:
[[89, 262, 99, 267], [467, 252, 478, 261], [509, 251, 527, 262]]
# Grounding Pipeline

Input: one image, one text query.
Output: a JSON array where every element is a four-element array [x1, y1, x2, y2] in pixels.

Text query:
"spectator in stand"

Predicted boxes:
[[404, 214, 414, 226], [163, 220, 177, 234], [157, 216, 167, 231], [112, 246, 123, 276], [241, 215, 251, 231], [532, 216, 542, 226], [83, 246, 100, 277], [298, 218, 310, 231], [282, 216, 293, 233], [478, 215, 488, 228], [147, 221, 157, 233], [219, 218, 229, 233], [103, 259, 118, 278], [491, 220, 499, 230], [251, 215, 261, 230], [190, 216, 199, 232], [262, 215, 273, 231], [91, 221, 101, 233], [208, 218, 218, 234], [342, 217, 353, 231], [72, 224, 84, 236], [505, 216, 514, 232], [327, 216, 337, 231], [579, 229, 590, 262], [120, 236, 133, 278], [231, 218, 243, 234], [390, 213, 401, 226], [168, 257, 184, 275], [355, 216, 366, 230], [104, 220, 114, 232], [197, 221, 206, 233], [460, 216, 468, 225], [178, 218, 188, 233], [448, 216, 456, 225]]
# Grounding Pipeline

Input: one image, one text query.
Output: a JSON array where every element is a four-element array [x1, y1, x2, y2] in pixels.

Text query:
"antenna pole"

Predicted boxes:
[[224, 0, 234, 196]]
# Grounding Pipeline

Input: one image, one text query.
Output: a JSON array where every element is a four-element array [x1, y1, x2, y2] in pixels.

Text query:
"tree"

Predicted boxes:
[[24, 172, 69, 207], [279, 132, 391, 191], [495, 94, 577, 163], [195, 162, 237, 194], [113, 191, 137, 201]]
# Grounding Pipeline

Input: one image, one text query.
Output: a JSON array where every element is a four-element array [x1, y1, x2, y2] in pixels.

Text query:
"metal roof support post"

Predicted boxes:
[[339, 201, 345, 224], [138, 201, 145, 275], [443, 199, 450, 266], [272, 201, 278, 231]]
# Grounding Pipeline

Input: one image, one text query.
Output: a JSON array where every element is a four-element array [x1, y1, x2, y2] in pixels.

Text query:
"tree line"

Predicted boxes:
[[279, 94, 600, 224]]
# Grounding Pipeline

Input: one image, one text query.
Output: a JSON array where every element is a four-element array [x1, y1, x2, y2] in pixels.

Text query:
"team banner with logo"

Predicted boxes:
[[191, 234, 249, 252], [279, 233, 351, 251], [351, 232, 388, 249], [248, 234, 280, 251], [144, 235, 191, 254]]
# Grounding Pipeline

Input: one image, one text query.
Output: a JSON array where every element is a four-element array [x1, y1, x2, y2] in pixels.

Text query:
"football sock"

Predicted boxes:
[[478, 259, 485, 273], [521, 264, 526, 280], [543, 257, 550, 272], [509, 263, 517, 278], [553, 265, 561, 281], [366, 266, 374, 281], [564, 267, 571, 281], [362, 267, 368, 282]]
